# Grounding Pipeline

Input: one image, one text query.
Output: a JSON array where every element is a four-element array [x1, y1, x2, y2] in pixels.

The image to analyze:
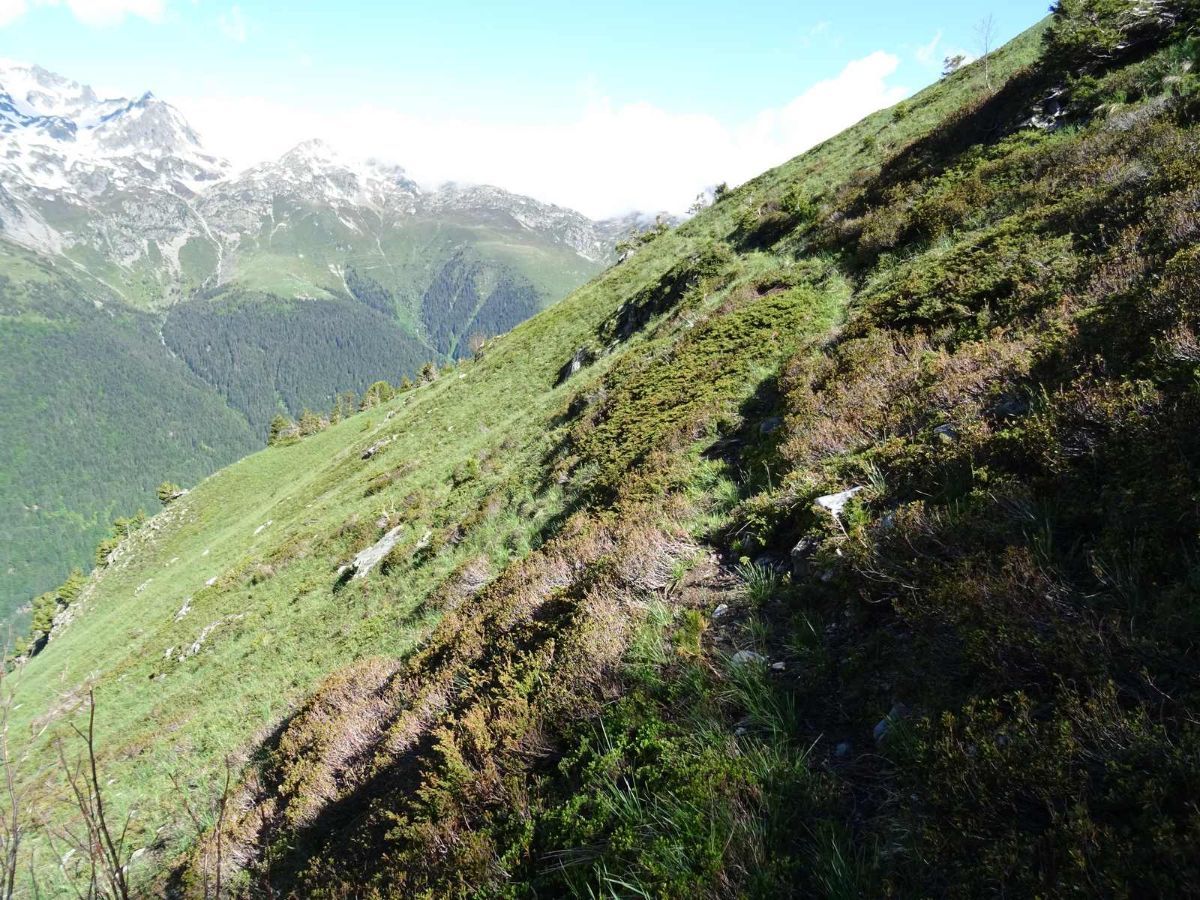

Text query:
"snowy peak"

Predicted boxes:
[[219, 139, 423, 212], [276, 139, 419, 191], [273, 139, 365, 193], [278, 137, 338, 166], [426, 182, 611, 261], [91, 93, 208, 159], [0, 60, 106, 120], [0, 62, 233, 263], [0, 60, 136, 137], [0, 60, 228, 184]]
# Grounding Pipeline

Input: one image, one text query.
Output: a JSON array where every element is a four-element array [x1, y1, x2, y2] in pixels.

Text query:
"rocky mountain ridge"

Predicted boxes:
[[0, 61, 646, 304]]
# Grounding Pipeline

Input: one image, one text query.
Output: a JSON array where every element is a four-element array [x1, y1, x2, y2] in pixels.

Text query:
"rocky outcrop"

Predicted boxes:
[[790, 536, 819, 578], [361, 438, 392, 460], [555, 346, 597, 386], [340, 527, 405, 581]]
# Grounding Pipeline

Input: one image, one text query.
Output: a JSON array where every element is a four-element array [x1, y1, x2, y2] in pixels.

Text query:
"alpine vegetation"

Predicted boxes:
[[5, 1, 1200, 896]]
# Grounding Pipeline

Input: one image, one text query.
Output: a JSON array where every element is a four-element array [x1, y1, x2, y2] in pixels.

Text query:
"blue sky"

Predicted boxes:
[[1, 0, 1051, 215]]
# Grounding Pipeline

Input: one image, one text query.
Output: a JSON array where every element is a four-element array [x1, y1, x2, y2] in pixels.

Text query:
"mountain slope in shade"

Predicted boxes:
[[0, 243, 259, 626]]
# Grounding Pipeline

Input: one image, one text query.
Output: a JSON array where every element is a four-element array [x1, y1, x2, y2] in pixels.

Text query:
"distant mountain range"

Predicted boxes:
[[0, 61, 647, 308], [0, 60, 659, 619]]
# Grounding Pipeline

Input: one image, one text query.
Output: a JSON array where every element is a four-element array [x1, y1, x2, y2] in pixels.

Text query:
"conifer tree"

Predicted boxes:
[[298, 409, 324, 436], [157, 481, 182, 505], [360, 381, 395, 410], [268, 414, 294, 446]]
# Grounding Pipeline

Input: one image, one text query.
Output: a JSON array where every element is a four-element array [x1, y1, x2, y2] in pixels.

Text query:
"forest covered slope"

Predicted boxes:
[[10, 2, 1200, 895]]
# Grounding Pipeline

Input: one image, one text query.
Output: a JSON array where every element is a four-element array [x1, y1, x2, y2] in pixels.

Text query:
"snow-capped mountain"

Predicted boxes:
[[196, 139, 423, 245], [424, 182, 621, 262], [0, 61, 228, 196], [0, 62, 645, 307]]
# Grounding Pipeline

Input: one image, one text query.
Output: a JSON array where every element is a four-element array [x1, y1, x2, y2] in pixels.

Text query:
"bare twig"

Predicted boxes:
[[976, 14, 997, 91], [168, 770, 210, 898], [56, 690, 131, 899], [169, 756, 233, 898], [214, 762, 231, 899], [41, 817, 92, 900], [0, 645, 29, 900]]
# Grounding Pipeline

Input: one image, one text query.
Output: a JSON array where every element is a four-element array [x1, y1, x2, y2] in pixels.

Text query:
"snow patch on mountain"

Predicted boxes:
[[0, 61, 659, 300], [0, 61, 228, 192]]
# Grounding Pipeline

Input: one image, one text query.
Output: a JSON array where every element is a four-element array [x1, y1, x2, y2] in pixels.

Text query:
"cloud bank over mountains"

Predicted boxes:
[[175, 50, 909, 218], [0, 0, 916, 217]]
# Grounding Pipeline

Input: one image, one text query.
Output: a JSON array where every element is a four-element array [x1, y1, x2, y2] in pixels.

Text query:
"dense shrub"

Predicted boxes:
[[1046, 0, 1196, 72]]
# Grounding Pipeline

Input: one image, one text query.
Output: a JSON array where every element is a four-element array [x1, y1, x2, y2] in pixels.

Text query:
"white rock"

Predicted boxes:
[[346, 526, 405, 580], [816, 487, 863, 517], [873, 702, 910, 743], [713, 603, 729, 618], [361, 438, 392, 459], [730, 650, 767, 669]]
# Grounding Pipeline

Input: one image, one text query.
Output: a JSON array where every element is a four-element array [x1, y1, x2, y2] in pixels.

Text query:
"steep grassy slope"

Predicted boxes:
[[0, 192, 604, 621], [12, 5, 1200, 896]]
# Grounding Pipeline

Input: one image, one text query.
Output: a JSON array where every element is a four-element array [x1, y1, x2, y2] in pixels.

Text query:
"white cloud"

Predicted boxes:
[[0, 0, 164, 26], [61, 0, 164, 25], [0, 0, 26, 26], [916, 30, 943, 66], [798, 20, 833, 50], [176, 51, 908, 218], [913, 29, 975, 73], [217, 4, 245, 42]]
